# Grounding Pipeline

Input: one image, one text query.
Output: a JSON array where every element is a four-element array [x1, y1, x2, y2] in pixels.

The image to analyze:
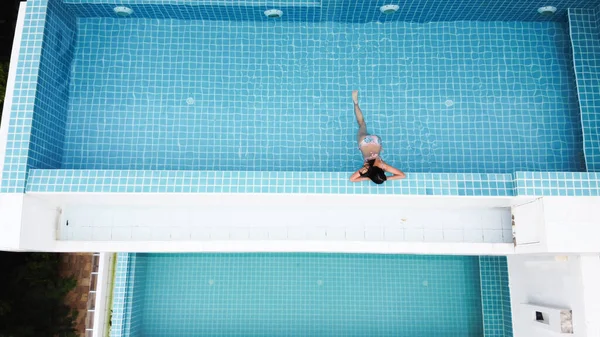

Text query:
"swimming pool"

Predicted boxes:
[[38, 2, 588, 173], [64, 18, 583, 173], [110, 253, 512, 337], [3, 1, 597, 334], [3, 0, 600, 197], [1, 0, 599, 249]]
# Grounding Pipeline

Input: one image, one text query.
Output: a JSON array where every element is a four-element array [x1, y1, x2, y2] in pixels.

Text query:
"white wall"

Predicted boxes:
[[543, 198, 600, 253], [54, 193, 513, 254], [579, 256, 600, 337], [59, 203, 512, 244], [0, 194, 24, 250], [19, 195, 61, 251], [93, 253, 114, 337], [0, 2, 27, 251], [2, 192, 518, 254], [513, 197, 600, 254], [508, 255, 598, 337], [6, 193, 600, 255], [53, 239, 514, 255], [1, 194, 61, 251]]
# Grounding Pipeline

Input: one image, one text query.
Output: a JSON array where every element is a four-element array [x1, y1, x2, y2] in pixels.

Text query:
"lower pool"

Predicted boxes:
[[111, 253, 511, 337]]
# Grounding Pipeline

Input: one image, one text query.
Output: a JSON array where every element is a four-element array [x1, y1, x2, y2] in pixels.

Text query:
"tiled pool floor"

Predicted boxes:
[[63, 19, 584, 173], [126, 253, 485, 337]]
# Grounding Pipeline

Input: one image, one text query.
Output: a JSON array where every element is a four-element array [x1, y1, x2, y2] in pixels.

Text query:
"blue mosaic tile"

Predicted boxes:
[[113, 253, 484, 337], [62, 0, 599, 22], [3, 0, 598, 196], [503, 273, 513, 337], [1, 0, 50, 193], [1, 0, 76, 192], [110, 253, 132, 337], [61, 18, 583, 173], [30, 169, 600, 197], [129, 255, 147, 337], [569, 8, 600, 172], [480, 256, 513, 337], [26, 169, 515, 195], [110, 253, 148, 337], [28, 0, 75, 170], [514, 171, 600, 196]]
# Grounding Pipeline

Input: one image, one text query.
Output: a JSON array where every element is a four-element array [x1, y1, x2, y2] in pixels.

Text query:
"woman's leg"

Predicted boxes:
[[353, 91, 368, 143]]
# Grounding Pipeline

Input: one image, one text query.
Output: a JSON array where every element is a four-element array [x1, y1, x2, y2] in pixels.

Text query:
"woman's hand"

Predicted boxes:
[[350, 164, 372, 182], [379, 160, 406, 180], [358, 165, 369, 176], [350, 160, 406, 182]]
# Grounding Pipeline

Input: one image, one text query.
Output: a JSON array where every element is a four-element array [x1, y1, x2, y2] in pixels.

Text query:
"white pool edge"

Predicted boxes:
[[93, 253, 115, 337], [53, 240, 515, 255], [0, 1, 27, 185]]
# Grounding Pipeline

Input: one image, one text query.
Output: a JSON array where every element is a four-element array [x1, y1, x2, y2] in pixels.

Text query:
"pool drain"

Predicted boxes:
[[264, 9, 283, 18], [113, 6, 133, 17], [537, 6, 557, 16], [380, 4, 399, 15]]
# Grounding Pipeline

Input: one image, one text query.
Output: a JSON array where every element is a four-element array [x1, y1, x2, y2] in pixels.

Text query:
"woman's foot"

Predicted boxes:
[[352, 90, 359, 104]]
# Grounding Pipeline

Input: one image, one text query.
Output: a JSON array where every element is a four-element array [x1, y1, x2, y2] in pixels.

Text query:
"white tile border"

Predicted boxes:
[[53, 240, 515, 255], [579, 255, 600, 337], [0, 193, 24, 250], [93, 253, 114, 337], [1, 192, 525, 254], [30, 191, 521, 208], [0, 1, 27, 185], [58, 203, 511, 244]]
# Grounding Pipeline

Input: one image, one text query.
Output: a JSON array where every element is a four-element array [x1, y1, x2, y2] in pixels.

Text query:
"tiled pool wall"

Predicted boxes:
[[2, 0, 600, 196], [63, 19, 583, 173], [28, 0, 75, 170], [110, 253, 512, 337], [569, 6, 600, 172], [23, 170, 600, 196], [52, 0, 600, 22], [1, 0, 74, 192], [110, 253, 147, 337], [480, 256, 513, 337], [1, 0, 47, 192]]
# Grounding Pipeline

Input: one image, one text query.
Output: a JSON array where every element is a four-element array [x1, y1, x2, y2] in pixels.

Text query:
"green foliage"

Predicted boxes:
[[0, 253, 78, 337]]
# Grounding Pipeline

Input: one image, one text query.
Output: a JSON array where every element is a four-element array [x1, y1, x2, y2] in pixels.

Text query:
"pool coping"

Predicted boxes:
[[24, 169, 600, 196], [0, 1, 26, 192], [93, 252, 115, 337]]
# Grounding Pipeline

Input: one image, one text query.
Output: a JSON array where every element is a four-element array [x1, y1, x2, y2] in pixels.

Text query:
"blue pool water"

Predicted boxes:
[[62, 19, 585, 173], [119, 253, 485, 337]]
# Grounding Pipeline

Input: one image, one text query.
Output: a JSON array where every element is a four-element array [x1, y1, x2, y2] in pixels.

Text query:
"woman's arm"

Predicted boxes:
[[381, 161, 406, 180], [349, 166, 371, 182]]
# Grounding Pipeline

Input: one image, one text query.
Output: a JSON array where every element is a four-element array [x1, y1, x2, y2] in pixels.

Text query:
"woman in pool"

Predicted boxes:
[[349, 90, 406, 184]]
